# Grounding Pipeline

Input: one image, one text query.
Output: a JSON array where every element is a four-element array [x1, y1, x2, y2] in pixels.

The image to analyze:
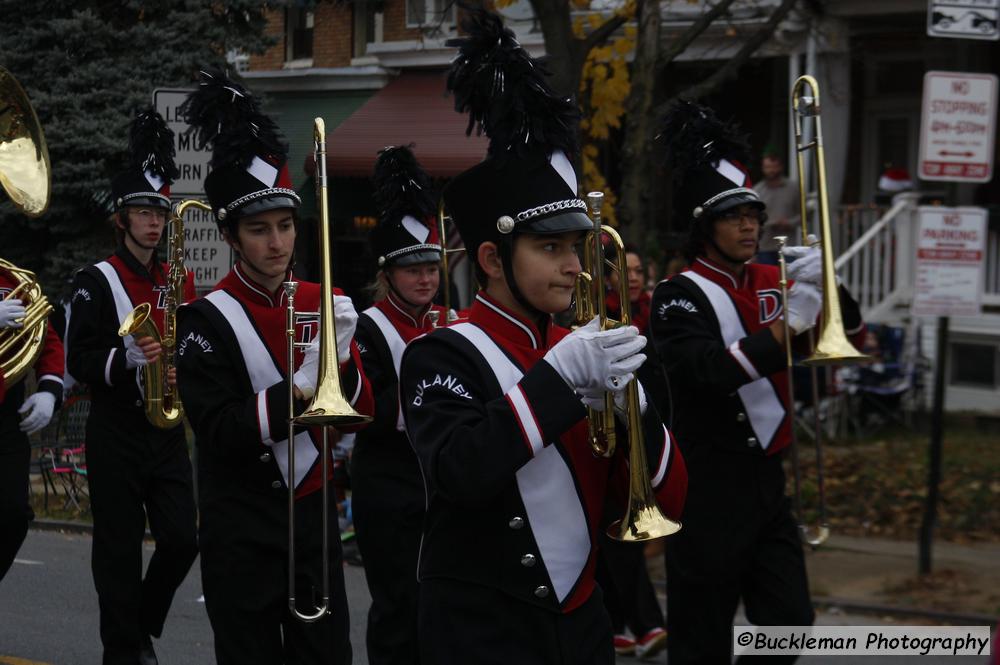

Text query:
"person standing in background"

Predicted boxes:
[[753, 151, 799, 265]]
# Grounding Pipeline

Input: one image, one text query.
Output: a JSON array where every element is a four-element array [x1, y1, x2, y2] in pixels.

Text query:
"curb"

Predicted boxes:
[[813, 596, 1000, 626], [30, 519, 93, 535]]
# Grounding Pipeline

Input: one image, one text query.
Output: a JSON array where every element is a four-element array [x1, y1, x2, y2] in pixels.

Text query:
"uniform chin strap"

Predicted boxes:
[[499, 237, 548, 325]]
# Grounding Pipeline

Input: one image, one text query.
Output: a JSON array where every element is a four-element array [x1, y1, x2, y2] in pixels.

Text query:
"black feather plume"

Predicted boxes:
[[373, 145, 436, 223], [128, 109, 178, 181], [179, 68, 287, 169], [658, 100, 750, 180], [445, 5, 579, 161]]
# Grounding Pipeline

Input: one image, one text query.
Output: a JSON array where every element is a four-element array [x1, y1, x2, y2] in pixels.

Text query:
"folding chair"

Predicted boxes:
[[39, 395, 91, 512]]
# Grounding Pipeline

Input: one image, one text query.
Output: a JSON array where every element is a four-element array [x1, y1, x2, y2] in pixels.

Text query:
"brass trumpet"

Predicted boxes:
[[574, 192, 681, 542], [283, 118, 371, 623], [785, 76, 871, 547]]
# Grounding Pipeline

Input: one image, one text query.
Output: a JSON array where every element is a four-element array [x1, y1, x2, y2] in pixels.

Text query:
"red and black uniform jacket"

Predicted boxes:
[[353, 293, 444, 495], [400, 292, 687, 615], [0, 271, 64, 422], [650, 257, 864, 457], [605, 289, 652, 334], [66, 246, 194, 430], [176, 262, 373, 501]]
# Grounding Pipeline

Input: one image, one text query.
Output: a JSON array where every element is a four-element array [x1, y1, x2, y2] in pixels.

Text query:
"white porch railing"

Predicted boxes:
[[833, 193, 1000, 321]]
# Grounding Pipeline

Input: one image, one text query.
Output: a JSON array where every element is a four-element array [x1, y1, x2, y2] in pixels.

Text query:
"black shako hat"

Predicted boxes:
[[111, 109, 178, 210], [180, 69, 300, 230], [371, 145, 442, 268], [441, 6, 591, 265], [659, 100, 764, 225]]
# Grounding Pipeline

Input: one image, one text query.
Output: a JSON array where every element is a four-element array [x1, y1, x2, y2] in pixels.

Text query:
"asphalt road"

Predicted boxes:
[[0, 530, 991, 664]]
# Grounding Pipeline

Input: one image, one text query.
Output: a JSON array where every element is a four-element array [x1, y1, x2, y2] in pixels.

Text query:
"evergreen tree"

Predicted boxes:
[[0, 0, 286, 297]]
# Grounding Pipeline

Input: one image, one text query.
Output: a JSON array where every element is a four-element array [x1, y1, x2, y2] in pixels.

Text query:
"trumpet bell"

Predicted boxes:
[[0, 67, 50, 217], [608, 502, 682, 542]]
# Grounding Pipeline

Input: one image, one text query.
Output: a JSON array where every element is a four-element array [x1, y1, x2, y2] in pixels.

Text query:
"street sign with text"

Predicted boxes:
[[153, 88, 231, 292], [912, 206, 987, 318], [918, 71, 997, 183]]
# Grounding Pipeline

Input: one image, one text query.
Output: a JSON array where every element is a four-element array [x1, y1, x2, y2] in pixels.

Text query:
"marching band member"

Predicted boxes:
[[0, 279, 63, 583], [175, 69, 373, 665], [649, 101, 865, 664], [66, 110, 198, 665], [399, 10, 686, 664], [352, 145, 445, 665]]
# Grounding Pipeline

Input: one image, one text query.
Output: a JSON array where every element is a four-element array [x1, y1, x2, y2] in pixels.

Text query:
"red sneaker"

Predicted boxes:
[[613, 633, 636, 656], [636, 627, 667, 660]]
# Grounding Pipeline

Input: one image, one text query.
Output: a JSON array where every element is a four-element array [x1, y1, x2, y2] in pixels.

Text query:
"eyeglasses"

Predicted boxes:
[[718, 209, 763, 226]]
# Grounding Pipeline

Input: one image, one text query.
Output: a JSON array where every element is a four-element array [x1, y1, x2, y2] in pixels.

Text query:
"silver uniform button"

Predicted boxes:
[[520, 554, 536, 568], [534, 585, 549, 598], [135, 400, 142, 407], [747, 436, 758, 447], [508, 517, 525, 530], [736, 412, 747, 422], [260, 452, 272, 462], [271, 480, 282, 489]]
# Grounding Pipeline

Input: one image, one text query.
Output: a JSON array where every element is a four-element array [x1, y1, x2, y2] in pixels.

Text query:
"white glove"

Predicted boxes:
[[580, 380, 648, 416], [293, 337, 320, 400], [19, 391, 56, 434], [544, 317, 647, 394], [785, 281, 822, 334], [334, 295, 358, 364], [124, 339, 149, 369], [782, 244, 822, 286], [0, 298, 26, 329]]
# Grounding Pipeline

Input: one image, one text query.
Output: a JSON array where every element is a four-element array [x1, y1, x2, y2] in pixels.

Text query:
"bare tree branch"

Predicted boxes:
[[659, 0, 739, 68], [582, 12, 629, 53], [658, 0, 799, 112]]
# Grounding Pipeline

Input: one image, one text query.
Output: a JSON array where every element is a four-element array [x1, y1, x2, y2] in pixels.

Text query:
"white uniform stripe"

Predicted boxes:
[[349, 367, 363, 406], [257, 390, 272, 444], [683, 272, 785, 449], [37, 374, 63, 385], [363, 307, 407, 430], [506, 384, 544, 456], [94, 261, 141, 375], [728, 340, 761, 381], [449, 322, 589, 603], [204, 290, 317, 488], [651, 426, 670, 487], [104, 349, 116, 387]]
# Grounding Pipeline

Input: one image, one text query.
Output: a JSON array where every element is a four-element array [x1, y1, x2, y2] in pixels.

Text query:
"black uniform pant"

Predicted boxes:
[[419, 578, 614, 665], [665, 446, 814, 665], [351, 448, 423, 665], [86, 416, 198, 665], [201, 488, 352, 665], [0, 421, 31, 582]]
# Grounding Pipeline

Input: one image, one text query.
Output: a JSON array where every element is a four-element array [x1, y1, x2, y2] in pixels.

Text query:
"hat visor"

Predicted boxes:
[[706, 191, 766, 217], [389, 249, 442, 267], [234, 194, 300, 220], [123, 196, 171, 210], [517, 210, 594, 235]]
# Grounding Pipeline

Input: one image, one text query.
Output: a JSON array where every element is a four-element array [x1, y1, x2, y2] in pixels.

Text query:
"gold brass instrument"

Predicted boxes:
[[428, 200, 461, 329], [786, 75, 871, 547], [0, 66, 53, 386], [118, 199, 206, 429], [575, 192, 681, 542], [283, 117, 372, 623]]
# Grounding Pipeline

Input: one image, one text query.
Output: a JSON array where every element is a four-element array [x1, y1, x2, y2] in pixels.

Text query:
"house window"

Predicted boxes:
[[406, 0, 455, 29], [950, 342, 998, 389], [353, 2, 380, 58], [286, 8, 314, 64]]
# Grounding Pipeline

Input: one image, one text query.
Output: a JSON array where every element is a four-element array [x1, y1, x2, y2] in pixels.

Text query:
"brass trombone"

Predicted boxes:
[[283, 117, 372, 622], [574, 192, 681, 542], [428, 200, 462, 328], [0, 66, 53, 386], [785, 75, 870, 547]]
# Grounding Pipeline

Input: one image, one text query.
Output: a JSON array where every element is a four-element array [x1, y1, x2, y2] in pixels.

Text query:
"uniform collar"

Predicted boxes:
[[226, 262, 291, 308], [691, 257, 747, 290], [468, 291, 553, 350], [376, 292, 439, 339], [115, 245, 163, 284]]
